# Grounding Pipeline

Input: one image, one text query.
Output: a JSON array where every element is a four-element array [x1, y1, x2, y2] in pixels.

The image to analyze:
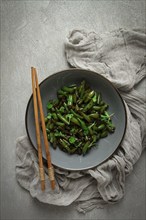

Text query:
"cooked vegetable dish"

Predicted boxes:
[[45, 80, 115, 155]]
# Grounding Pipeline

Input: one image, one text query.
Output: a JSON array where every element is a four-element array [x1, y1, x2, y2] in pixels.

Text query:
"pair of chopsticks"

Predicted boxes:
[[31, 67, 55, 191]]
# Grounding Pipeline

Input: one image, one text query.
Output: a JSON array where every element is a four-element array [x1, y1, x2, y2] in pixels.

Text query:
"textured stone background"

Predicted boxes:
[[1, 1, 146, 219]]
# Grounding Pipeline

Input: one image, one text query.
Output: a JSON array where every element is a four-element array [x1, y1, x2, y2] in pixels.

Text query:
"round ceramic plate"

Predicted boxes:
[[25, 68, 127, 170]]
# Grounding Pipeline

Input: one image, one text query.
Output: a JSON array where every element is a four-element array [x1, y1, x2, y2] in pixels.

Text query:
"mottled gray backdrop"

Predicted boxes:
[[1, 1, 146, 220]]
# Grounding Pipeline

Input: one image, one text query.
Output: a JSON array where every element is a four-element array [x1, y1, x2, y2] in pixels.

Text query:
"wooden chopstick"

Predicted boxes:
[[31, 67, 55, 190], [31, 67, 45, 191]]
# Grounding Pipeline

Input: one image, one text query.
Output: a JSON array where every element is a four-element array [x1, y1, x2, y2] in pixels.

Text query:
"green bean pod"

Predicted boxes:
[[88, 127, 94, 135], [62, 86, 76, 93], [70, 117, 80, 126], [78, 80, 85, 98], [97, 93, 101, 104], [47, 121, 54, 130], [83, 100, 94, 112], [92, 92, 97, 103], [82, 141, 90, 155], [52, 113, 58, 120], [97, 124, 105, 131], [77, 118, 88, 130], [70, 148, 77, 154], [89, 113, 99, 119], [59, 139, 71, 152], [57, 89, 67, 96], [82, 89, 91, 101], [73, 93, 77, 103], [99, 100, 105, 106], [59, 106, 65, 113], [100, 104, 109, 113], [57, 113, 70, 125], [70, 109, 83, 119], [100, 131, 108, 138], [55, 121, 65, 127], [67, 94, 73, 106], [80, 112, 91, 122], [63, 102, 69, 111], [107, 124, 115, 133], [49, 132, 54, 143], [84, 90, 95, 103], [75, 104, 80, 111], [92, 135, 97, 143], [92, 124, 99, 131], [93, 106, 102, 111], [54, 131, 65, 137]]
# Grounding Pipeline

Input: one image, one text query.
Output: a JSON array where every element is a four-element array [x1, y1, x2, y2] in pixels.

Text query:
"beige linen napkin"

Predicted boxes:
[[16, 28, 146, 213]]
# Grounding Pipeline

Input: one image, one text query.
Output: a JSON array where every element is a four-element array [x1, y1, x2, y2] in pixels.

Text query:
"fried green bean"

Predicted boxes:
[[78, 80, 85, 98], [84, 90, 95, 103], [62, 86, 76, 93], [89, 113, 99, 119], [57, 113, 70, 125], [100, 131, 108, 138], [97, 124, 105, 131], [70, 116, 80, 126], [70, 109, 83, 119], [67, 94, 73, 106], [83, 100, 94, 112], [45, 80, 115, 155], [82, 141, 90, 155], [80, 112, 91, 122]]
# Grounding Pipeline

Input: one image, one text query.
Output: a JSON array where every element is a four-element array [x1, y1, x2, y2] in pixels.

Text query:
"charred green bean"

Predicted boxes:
[[45, 80, 115, 155]]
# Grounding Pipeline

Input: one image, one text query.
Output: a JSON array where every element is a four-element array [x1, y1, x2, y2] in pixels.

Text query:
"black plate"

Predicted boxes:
[[25, 68, 127, 170]]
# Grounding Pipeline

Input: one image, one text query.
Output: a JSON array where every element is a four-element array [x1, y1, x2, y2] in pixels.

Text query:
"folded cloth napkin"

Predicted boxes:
[[16, 28, 146, 213]]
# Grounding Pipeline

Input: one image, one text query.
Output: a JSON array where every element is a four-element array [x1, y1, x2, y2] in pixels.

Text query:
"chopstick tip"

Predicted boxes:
[[41, 180, 46, 191], [51, 180, 55, 190]]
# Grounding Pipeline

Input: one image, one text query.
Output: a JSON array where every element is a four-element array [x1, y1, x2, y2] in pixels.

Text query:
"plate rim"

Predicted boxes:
[[25, 68, 127, 171]]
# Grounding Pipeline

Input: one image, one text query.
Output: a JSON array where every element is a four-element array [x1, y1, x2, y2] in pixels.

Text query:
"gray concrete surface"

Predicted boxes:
[[0, 1, 146, 220]]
